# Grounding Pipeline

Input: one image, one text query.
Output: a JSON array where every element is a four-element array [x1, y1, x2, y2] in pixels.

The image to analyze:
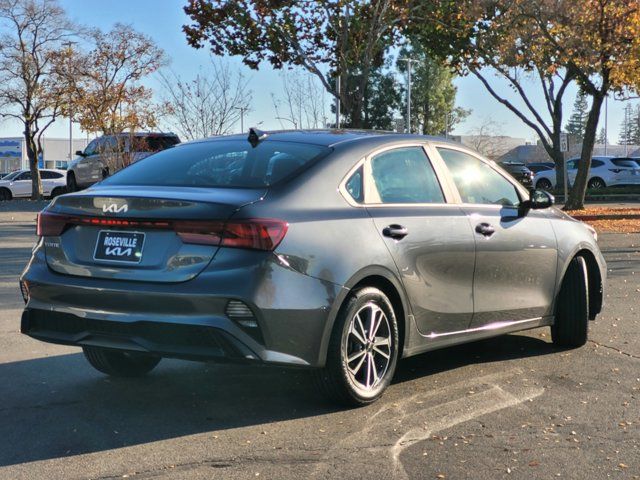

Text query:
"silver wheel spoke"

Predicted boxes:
[[347, 349, 366, 363], [370, 353, 379, 385], [373, 346, 390, 359], [365, 353, 373, 388], [349, 351, 367, 376], [350, 320, 367, 346], [370, 308, 383, 340], [355, 314, 368, 344]]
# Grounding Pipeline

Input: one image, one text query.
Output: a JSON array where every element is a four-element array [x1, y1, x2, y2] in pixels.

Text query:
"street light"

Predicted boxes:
[[62, 40, 77, 166], [399, 58, 419, 133], [234, 106, 248, 133]]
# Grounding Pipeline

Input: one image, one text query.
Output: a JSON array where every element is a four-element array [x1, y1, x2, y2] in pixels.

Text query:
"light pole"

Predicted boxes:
[[399, 58, 419, 133], [604, 93, 608, 155], [335, 75, 341, 129], [62, 41, 76, 166], [235, 106, 248, 133]]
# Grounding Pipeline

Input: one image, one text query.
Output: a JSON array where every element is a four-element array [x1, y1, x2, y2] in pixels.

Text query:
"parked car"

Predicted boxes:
[[67, 132, 181, 191], [0, 169, 66, 200], [526, 162, 555, 174], [498, 162, 534, 187], [21, 130, 606, 406], [534, 156, 640, 190]]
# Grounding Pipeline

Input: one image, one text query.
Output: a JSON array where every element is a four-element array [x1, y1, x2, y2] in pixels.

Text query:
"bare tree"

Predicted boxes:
[[272, 70, 328, 130], [0, 0, 76, 199], [159, 60, 251, 140], [464, 119, 512, 160], [62, 23, 167, 136]]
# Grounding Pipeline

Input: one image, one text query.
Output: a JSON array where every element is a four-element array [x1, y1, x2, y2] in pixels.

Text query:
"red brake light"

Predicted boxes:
[[37, 211, 69, 236], [36, 211, 288, 251], [175, 219, 288, 251]]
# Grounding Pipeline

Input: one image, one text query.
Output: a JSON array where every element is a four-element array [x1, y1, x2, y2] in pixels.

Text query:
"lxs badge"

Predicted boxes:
[[94, 230, 145, 263]]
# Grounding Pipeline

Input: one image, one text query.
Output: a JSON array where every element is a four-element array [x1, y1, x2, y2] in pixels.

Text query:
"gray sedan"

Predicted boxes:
[[20, 130, 606, 406]]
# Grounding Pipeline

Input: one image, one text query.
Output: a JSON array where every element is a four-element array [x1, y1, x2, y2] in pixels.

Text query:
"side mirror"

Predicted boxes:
[[530, 189, 554, 209], [518, 189, 554, 216], [75, 150, 86, 157]]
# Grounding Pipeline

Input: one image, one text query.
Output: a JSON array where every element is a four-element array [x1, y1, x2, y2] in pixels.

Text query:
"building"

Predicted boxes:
[[0, 137, 89, 173], [450, 135, 528, 160]]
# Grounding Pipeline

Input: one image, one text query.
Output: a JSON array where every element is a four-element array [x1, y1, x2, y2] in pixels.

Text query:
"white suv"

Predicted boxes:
[[534, 156, 640, 190], [0, 169, 67, 200]]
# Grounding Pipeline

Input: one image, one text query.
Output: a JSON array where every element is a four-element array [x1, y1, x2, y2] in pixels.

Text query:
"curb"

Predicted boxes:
[[571, 214, 640, 221]]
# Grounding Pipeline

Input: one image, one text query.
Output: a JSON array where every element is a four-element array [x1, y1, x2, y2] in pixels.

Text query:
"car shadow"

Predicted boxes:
[[0, 332, 556, 467]]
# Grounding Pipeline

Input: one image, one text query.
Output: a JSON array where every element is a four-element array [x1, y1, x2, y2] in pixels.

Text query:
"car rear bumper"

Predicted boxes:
[[20, 243, 348, 367]]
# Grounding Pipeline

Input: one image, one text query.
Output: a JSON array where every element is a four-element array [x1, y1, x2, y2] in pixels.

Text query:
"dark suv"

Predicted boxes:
[[499, 162, 535, 187]]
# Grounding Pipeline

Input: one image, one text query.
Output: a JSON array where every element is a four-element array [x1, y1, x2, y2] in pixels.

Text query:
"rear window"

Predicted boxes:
[[102, 140, 330, 188], [131, 136, 180, 153]]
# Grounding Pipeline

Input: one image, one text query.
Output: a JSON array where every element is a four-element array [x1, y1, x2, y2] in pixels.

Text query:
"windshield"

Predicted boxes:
[[102, 140, 331, 188], [2, 171, 21, 181]]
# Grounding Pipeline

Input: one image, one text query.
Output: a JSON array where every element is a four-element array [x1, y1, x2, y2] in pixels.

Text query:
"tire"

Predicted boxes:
[[536, 178, 553, 191], [67, 172, 78, 192], [0, 187, 11, 201], [83, 346, 161, 377], [49, 187, 64, 198], [314, 287, 399, 406], [587, 177, 606, 189], [551, 256, 589, 347]]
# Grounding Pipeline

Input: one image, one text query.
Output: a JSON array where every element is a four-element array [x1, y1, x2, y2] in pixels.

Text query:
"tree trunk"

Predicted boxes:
[[23, 123, 42, 201], [565, 94, 605, 210]]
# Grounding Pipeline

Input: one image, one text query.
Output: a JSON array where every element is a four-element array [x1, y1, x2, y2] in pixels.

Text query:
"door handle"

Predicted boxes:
[[475, 222, 495, 237], [383, 224, 408, 240]]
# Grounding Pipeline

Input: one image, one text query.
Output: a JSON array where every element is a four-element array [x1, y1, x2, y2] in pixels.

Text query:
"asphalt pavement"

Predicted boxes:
[[0, 202, 638, 480]]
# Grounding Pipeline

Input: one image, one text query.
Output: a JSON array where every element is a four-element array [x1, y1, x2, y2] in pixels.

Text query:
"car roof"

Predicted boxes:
[[181, 129, 462, 149]]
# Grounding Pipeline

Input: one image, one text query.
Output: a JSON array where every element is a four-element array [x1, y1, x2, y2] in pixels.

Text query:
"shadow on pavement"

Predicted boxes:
[[0, 332, 557, 467]]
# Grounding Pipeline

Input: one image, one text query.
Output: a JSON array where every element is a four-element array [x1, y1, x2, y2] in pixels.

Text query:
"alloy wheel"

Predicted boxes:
[[343, 302, 392, 391]]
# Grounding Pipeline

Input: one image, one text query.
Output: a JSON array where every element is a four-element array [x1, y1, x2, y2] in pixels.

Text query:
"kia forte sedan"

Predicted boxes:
[[20, 130, 606, 406]]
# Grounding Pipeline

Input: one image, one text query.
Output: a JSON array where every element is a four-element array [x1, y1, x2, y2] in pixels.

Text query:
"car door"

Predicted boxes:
[[435, 146, 558, 327], [75, 139, 100, 185], [12, 171, 32, 197], [362, 145, 476, 335]]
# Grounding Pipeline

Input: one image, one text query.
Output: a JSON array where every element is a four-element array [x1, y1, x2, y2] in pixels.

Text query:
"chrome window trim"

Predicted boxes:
[[338, 142, 458, 208]]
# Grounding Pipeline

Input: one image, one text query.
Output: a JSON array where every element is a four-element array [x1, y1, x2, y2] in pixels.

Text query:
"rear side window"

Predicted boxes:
[[102, 140, 330, 188], [345, 166, 364, 203], [591, 160, 605, 168], [438, 148, 521, 206], [41, 171, 63, 179], [369, 147, 445, 204], [611, 158, 638, 168]]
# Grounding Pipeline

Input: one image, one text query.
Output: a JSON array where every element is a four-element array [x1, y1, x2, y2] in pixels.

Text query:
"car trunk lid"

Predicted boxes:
[[41, 186, 267, 282]]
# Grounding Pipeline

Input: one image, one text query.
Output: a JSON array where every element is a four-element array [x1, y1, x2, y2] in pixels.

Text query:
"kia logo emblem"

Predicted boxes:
[[102, 203, 128, 213]]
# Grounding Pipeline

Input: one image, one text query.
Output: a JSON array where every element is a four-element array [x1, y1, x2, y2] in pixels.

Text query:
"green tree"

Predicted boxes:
[[565, 91, 589, 143], [409, 0, 640, 210], [596, 127, 608, 145], [182, 0, 409, 128], [630, 105, 640, 145], [397, 43, 469, 135]]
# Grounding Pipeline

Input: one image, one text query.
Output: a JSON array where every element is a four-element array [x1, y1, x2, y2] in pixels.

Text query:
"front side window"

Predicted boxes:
[[369, 147, 445, 204], [438, 148, 521, 207], [18, 171, 32, 181], [611, 158, 638, 168]]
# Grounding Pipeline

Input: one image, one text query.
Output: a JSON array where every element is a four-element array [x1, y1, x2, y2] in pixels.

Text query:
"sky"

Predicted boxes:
[[3, 0, 636, 145]]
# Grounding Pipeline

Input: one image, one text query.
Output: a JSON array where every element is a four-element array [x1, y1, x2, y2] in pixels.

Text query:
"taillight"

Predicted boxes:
[[36, 211, 288, 252], [175, 219, 288, 251], [37, 211, 69, 236]]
